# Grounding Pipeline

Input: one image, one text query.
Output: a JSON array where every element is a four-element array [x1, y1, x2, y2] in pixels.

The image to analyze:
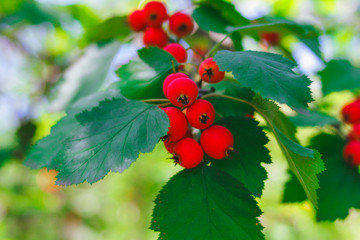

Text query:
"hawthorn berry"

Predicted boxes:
[[341, 99, 360, 124], [128, 10, 147, 32], [164, 140, 176, 153], [200, 125, 234, 159], [172, 138, 203, 168], [164, 43, 188, 63], [167, 78, 198, 107], [261, 32, 281, 46], [162, 107, 188, 142], [186, 99, 215, 129], [163, 72, 189, 97], [348, 123, 360, 141], [169, 12, 194, 38], [343, 141, 360, 166], [198, 58, 225, 83], [143, 1, 168, 28], [143, 27, 168, 48]]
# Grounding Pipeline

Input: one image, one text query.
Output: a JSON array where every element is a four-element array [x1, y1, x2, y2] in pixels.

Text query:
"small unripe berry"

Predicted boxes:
[[128, 10, 147, 32], [163, 43, 187, 63], [260, 32, 281, 46], [173, 138, 203, 168], [143, 27, 168, 48], [200, 125, 234, 159], [143, 1, 168, 28], [169, 12, 194, 38], [163, 73, 189, 97], [343, 141, 360, 166], [162, 107, 188, 142], [167, 78, 198, 107], [186, 99, 215, 129], [198, 58, 225, 83], [341, 99, 360, 124]]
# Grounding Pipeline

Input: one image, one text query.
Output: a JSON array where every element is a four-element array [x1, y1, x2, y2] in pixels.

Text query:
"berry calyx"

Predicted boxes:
[[143, 27, 168, 48], [200, 125, 234, 159], [128, 10, 147, 32], [198, 58, 225, 83], [161, 107, 188, 142], [341, 99, 360, 124], [343, 141, 360, 166], [172, 138, 203, 168], [163, 73, 189, 97], [260, 32, 281, 46], [143, 1, 167, 28], [167, 78, 198, 107], [169, 12, 194, 38], [186, 99, 215, 129], [163, 43, 188, 63]]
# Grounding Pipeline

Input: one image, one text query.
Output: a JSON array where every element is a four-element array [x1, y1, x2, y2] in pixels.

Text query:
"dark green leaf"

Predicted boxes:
[[113, 47, 178, 100], [210, 117, 271, 197], [282, 171, 307, 203], [151, 165, 264, 240], [214, 50, 313, 114], [319, 59, 360, 96], [290, 110, 339, 127]]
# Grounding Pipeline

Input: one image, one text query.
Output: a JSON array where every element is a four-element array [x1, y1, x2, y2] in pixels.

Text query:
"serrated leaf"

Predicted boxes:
[[210, 117, 271, 197], [290, 110, 339, 127], [54, 97, 169, 185], [151, 165, 264, 240], [319, 59, 360, 96], [282, 170, 307, 203], [214, 50, 313, 114], [24, 90, 123, 170], [113, 47, 178, 100]]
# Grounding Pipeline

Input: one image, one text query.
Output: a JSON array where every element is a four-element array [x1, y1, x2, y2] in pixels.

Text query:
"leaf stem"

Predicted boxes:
[[205, 33, 231, 58]]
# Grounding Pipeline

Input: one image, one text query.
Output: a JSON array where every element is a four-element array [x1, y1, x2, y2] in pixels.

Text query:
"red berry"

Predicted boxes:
[[186, 99, 215, 129], [163, 73, 188, 97], [128, 10, 147, 32], [169, 12, 194, 38], [173, 138, 203, 168], [261, 32, 281, 46], [245, 114, 254, 119], [167, 78, 198, 107], [198, 58, 225, 83], [163, 43, 187, 63], [348, 123, 360, 141], [343, 141, 360, 166], [143, 27, 168, 48], [162, 107, 188, 142], [144, 1, 167, 28], [342, 99, 360, 124], [164, 140, 176, 153], [200, 125, 234, 159]]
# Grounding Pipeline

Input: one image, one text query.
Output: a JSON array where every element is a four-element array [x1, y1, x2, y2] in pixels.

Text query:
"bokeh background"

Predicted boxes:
[[1, 0, 360, 239]]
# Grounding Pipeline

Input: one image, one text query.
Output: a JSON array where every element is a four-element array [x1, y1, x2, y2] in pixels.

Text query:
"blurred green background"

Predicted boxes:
[[1, 0, 360, 239]]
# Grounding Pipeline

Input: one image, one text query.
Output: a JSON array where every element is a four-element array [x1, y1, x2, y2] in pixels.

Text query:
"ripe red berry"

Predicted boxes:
[[186, 99, 215, 129], [164, 140, 176, 153], [163, 43, 188, 63], [198, 58, 225, 83], [143, 27, 168, 48], [348, 123, 360, 141], [169, 12, 194, 38], [200, 125, 234, 159], [341, 99, 360, 124], [128, 10, 147, 32], [167, 78, 198, 107], [143, 1, 167, 28], [162, 107, 188, 142], [173, 138, 203, 168], [343, 141, 360, 166], [163, 73, 188, 97], [260, 32, 281, 46]]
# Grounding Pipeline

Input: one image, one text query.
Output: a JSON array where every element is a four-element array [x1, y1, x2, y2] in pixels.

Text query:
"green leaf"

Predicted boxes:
[[54, 97, 169, 185], [151, 164, 264, 240], [24, 90, 123, 170], [210, 117, 271, 197], [113, 47, 178, 100], [319, 59, 360, 96], [79, 16, 131, 47], [282, 171, 307, 203], [290, 110, 339, 127], [214, 50, 313, 114]]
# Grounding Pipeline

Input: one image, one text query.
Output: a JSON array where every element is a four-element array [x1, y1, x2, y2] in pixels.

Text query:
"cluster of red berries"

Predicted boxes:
[[160, 60, 231, 169], [128, 1, 194, 48], [341, 99, 360, 166]]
